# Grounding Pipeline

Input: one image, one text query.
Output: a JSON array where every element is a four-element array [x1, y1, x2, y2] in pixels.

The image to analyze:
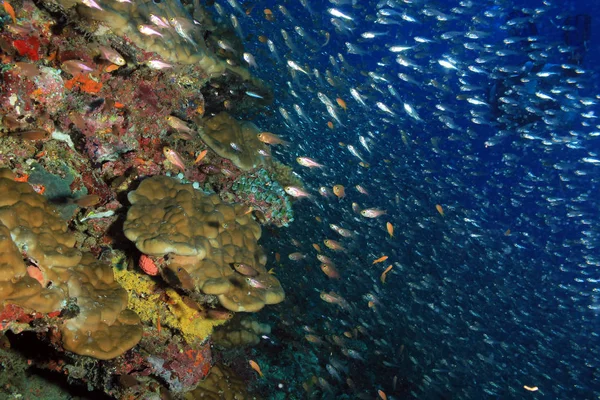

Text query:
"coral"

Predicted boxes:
[[0, 171, 142, 360], [271, 159, 305, 190], [185, 363, 254, 400], [64, 73, 103, 94], [213, 317, 271, 348], [123, 175, 285, 312], [13, 36, 41, 61], [162, 288, 227, 344], [145, 339, 212, 393], [30, 67, 66, 114], [114, 266, 226, 344], [27, 161, 85, 220], [199, 112, 271, 171], [229, 168, 294, 227], [113, 267, 161, 327], [54, 0, 257, 82]]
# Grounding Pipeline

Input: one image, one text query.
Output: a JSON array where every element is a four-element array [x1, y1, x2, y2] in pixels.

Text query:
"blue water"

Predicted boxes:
[[213, 0, 600, 398]]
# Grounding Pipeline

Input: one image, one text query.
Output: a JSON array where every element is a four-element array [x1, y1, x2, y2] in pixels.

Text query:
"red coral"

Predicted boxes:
[[163, 341, 212, 389], [0, 304, 34, 326], [13, 36, 40, 61], [65, 74, 102, 94]]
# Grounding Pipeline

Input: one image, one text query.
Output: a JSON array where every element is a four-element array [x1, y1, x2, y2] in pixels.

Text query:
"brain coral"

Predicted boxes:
[[0, 169, 142, 360], [123, 175, 284, 312]]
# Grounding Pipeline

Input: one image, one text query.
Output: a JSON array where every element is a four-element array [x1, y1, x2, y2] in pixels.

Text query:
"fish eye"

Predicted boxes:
[[152, 0, 161, 4]]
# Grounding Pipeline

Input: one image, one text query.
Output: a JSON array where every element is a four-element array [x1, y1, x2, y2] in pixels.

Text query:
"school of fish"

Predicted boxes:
[[185, 0, 598, 398]]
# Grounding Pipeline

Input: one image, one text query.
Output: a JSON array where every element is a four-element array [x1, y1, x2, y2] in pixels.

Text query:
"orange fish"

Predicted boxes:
[[372, 256, 388, 264], [320, 264, 340, 279], [258, 35, 268, 43], [104, 64, 120, 72], [312, 243, 322, 252], [333, 184, 345, 198], [324, 239, 345, 252], [193, 149, 208, 164], [315, 216, 322, 222], [327, 121, 334, 129], [336, 97, 347, 111], [380, 264, 393, 284], [436, 204, 444, 216], [275, 252, 281, 263], [3, 1, 16, 24], [378, 390, 387, 400], [257, 132, 289, 146], [264, 8, 274, 21], [386, 222, 394, 238], [249, 360, 264, 377], [504, 229, 511, 236]]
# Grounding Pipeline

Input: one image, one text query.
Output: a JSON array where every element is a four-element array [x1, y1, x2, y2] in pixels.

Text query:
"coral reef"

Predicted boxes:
[[198, 112, 271, 171], [123, 175, 285, 312], [0, 171, 142, 360], [0, 0, 295, 396], [55, 0, 255, 80], [228, 168, 295, 227], [185, 363, 256, 400], [114, 265, 228, 345], [213, 317, 271, 348], [271, 159, 305, 190]]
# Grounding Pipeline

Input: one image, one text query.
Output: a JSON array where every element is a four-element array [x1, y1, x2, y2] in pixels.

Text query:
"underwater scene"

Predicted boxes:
[[0, 0, 598, 398]]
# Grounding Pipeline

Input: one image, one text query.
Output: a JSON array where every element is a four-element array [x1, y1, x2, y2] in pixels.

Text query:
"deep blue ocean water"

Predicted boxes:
[[214, 0, 600, 398]]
